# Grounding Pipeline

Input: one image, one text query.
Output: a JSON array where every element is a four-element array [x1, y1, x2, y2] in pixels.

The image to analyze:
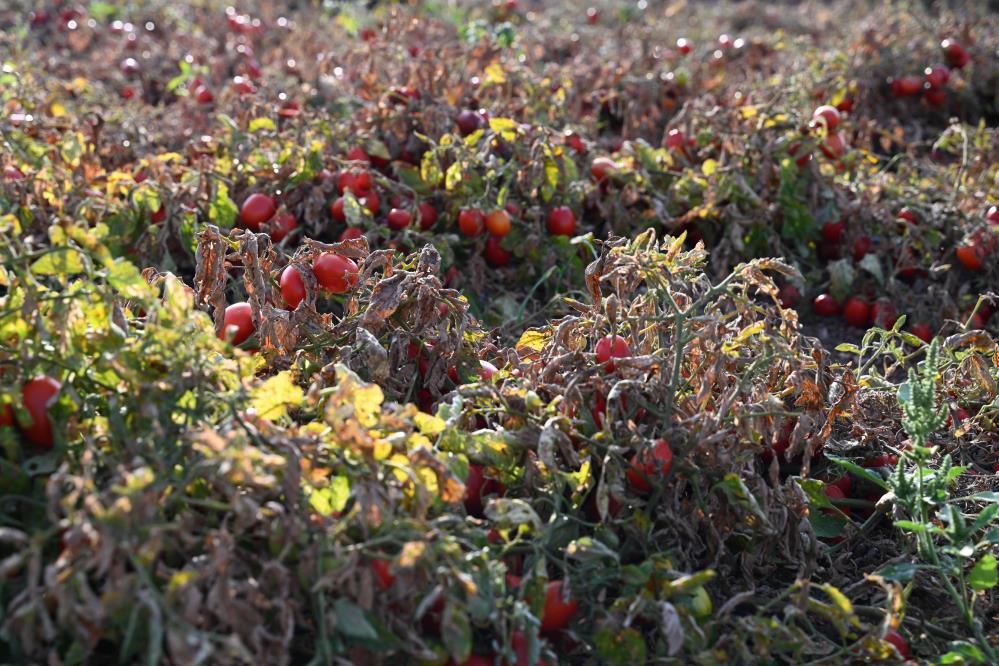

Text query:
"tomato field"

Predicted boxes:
[[1, 0, 999, 664]]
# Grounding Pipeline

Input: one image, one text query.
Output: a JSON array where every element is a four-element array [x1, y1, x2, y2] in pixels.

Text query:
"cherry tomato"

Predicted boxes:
[[594, 334, 631, 372], [20, 376, 61, 449], [270, 213, 297, 242], [910, 323, 933, 344], [956, 243, 985, 271], [590, 156, 619, 181], [924, 65, 950, 90], [853, 235, 872, 260], [456, 109, 485, 136], [547, 207, 576, 236], [811, 105, 841, 129], [280, 266, 306, 310], [666, 128, 686, 151], [220, 302, 255, 346], [890, 76, 923, 98], [151, 206, 166, 225], [820, 131, 847, 159], [313, 253, 359, 293], [463, 464, 505, 517], [370, 559, 395, 591], [813, 293, 840, 317], [626, 439, 674, 493], [484, 235, 513, 267], [346, 147, 371, 164], [458, 209, 485, 237], [676, 38, 692, 55], [778, 284, 800, 308], [869, 301, 898, 329], [884, 629, 911, 659], [541, 580, 579, 632], [485, 209, 511, 237], [418, 202, 438, 230], [240, 193, 276, 230], [941, 38, 970, 69], [340, 227, 364, 241], [0, 402, 13, 428], [897, 207, 918, 225], [387, 208, 411, 231], [986, 205, 999, 224], [330, 198, 347, 222], [864, 454, 899, 468], [842, 297, 870, 328], [821, 219, 845, 243]]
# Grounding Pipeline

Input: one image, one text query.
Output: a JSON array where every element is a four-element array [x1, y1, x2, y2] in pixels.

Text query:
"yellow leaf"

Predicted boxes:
[[739, 106, 759, 119], [516, 329, 550, 355], [250, 371, 304, 421], [701, 159, 719, 176], [484, 62, 507, 85], [50, 102, 66, 118], [398, 541, 427, 568], [414, 411, 446, 436]]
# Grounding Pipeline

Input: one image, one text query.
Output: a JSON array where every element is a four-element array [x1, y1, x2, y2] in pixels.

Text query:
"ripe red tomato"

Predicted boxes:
[[340, 227, 364, 241], [337, 171, 357, 194], [884, 629, 911, 659], [676, 38, 692, 55], [387, 208, 411, 231], [813, 293, 840, 317], [240, 193, 276, 231], [352, 170, 374, 192], [478, 360, 498, 382], [463, 464, 505, 517], [820, 131, 847, 159], [485, 209, 511, 237], [626, 439, 674, 493], [0, 402, 13, 428], [924, 65, 950, 90], [853, 235, 872, 260], [864, 454, 899, 468], [910, 323, 933, 344], [822, 484, 846, 516], [585, 6, 599, 23], [956, 243, 985, 271], [330, 198, 347, 222], [842, 297, 870, 328], [418, 202, 438, 230], [811, 105, 841, 129], [458, 209, 485, 237], [358, 191, 380, 216], [194, 85, 214, 104], [923, 88, 946, 107], [821, 219, 845, 243], [231, 76, 255, 95], [220, 302, 255, 346], [896, 207, 918, 225], [20, 376, 61, 449], [565, 130, 586, 154], [346, 147, 371, 164], [547, 207, 576, 236], [778, 284, 800, 308], [313, 254, 359, 293], [869, 301, 898, 329], [541, 580, 579, 632], [280, 266, 306, 310], [270, 213, 297, 242], [890, 76, 923, 98], [594, 335, 631, 372], [666, 128, 686, 151], [590, 156, 619, 181], [941, 38, 970, 69], [151, 206, 166, 225], [787, 141, 812, 168], [370, 559, 395, 591], [456, 109, 485, 136], [484, 235, 513, 267], [986, 205, 999, 224]]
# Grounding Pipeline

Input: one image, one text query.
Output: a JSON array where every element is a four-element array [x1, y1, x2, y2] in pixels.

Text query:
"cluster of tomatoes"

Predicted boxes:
[[888, 38, 971, 107]]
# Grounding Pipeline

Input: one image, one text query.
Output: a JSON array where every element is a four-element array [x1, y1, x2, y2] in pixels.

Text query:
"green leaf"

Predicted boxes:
[[835, 343, 861, 354], [968, 554, 997, 591], [827, 259, 856, 304], [333, 598, 379, 641], [441, 602, 472, 664], [594, 626, 648, 665], [107, 259, 154, 300], [31, 248, 85, 275], [208, 182, 238, 229], [825, 455, 889, 490], [713, 473, 770, 527], [309, 476, 350, 517], [940, 641, 987, 664], [810, 511, 846, 538], [875, 562, 921, 583]]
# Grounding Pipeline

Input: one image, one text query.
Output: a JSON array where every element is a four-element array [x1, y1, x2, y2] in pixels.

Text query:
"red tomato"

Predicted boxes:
[[853, 235, 872, 260], [821, 219, 845, 243], [541, 580, 579, 632], [458, 209, 485, 237], [585, 6, 599, 23], [220, 302, 255, 346], [813, 293, 841, 317], [478, 360, 498, 381], [896, 207, 918, 225], [956, 243, 985, 271], [986, 205, 999, 224], [280, 266, 306, 310], [337, 171, 358, 194], [565, 131, 586, 154], [923, 88, 946, 107], [151, 206, 166, 225], [890, 76, 923, 97], [370, 559, 395, 591], [594, 335, 631, 372], [820, 131, 847, 159], [590, 156, 619, 181], [340, 227, 364, 241], [418, 202, 438, 230], [231, 76, 255, 95], [353, 170, 374, 192], [910, 323, 933, 344], [240, 193, 276, 231], [484, 235, 513, 267], [778, 284, 800, 308], [666, 128, 686, 151], [941, 38, 970, 69], [387, 208, 411, 231], [884, 629, 911, 659], [828, 474, 853, 496], [811, 105, 841, 130], [485, 209, 511, 237], [313, 253, 359, 293], [843, 297, 870, 328], [0, 402, 13, 428], [20, 376, 61, 449], [330, 198, 347, 222], [194, 85, 214, 104], [626, 439, 674, 493], [676, 38, 692, 55], [463, 464, 505, 517], [359, 191, 380, 216], [547, 207, 576, 236], [869, 301, 898, 329], [346, 147, 371, 164], [924, 65, 950, 90], [865, 454, 899, 468], [787, 141, 812, 168], [456, 109, 485, 136], [270, 213, 297, 242]]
